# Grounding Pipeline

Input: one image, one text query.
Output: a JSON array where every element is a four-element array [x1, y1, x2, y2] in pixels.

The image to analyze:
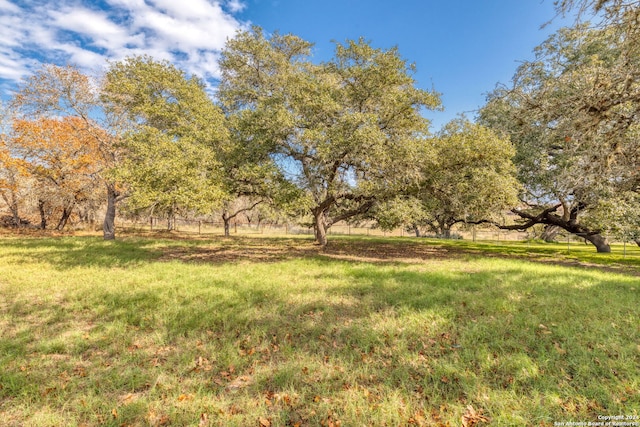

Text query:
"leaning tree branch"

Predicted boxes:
[[467, 204, 563, 230], [223, 199, 265, 222], [328, 199, 376, 227]]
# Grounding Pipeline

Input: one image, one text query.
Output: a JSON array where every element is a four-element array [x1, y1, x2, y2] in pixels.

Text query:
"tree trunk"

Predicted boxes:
[[634, 238, 640, 248], [103, 183, 118, 240], [1, 179, 22, 227], [412, 224, 421, 237], [56, 205, 73, 231], [38, 199, 47, 230], [10, 203, 20, 227], [507, 205, 611, 253], [222, 212, 231, 237], [583, 233, 611, 253], [2, 193, 21, 227], [436, 218, 452, 238], [78, 207, 93, 224], [312, 208, 328, 247], [11, 210, 20, 227]]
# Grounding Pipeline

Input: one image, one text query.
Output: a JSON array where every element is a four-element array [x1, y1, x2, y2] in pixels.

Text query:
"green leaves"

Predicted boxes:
[[103, 56, 229, 217], [218, 27, 441, 244], [374, 119, 520, 235], [116, 126, 225, 214], [480, 4, 640, 247]]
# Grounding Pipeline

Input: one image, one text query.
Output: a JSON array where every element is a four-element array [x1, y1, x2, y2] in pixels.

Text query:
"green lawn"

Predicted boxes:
[[0, 235, 639, 426]]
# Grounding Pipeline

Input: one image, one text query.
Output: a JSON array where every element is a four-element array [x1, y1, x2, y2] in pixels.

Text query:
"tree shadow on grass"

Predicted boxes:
[[159, 236, 640, 276], [2, 234, 640, 279]]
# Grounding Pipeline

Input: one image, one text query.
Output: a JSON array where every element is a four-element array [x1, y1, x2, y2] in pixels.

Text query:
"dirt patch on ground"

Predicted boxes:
[[322, 239, 455, 263], [157, 236, 640, 276], [159, 239, 321, 264], [158, 237, 467, 265]]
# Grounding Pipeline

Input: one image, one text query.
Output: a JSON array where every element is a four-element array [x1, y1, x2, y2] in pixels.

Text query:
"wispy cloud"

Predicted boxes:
[[226, 0, 247, 13], [0, 0, 19, 13], [0, 0, 248, 92]]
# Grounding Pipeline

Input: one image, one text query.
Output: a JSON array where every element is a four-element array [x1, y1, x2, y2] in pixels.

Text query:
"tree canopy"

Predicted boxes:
[[10, 117, 105, 230], [218, 27, 441, 246], [376, 119, 520, 237], [480, 0, 640, 252], [102, 56, 230, 228]]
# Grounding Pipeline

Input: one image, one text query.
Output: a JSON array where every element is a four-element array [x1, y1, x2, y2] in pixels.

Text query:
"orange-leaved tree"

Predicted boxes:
[[0, 134, 29, 226], [0, 103, 31, 226], [11, 117, 105, 230], [13, 64, 125, 239]]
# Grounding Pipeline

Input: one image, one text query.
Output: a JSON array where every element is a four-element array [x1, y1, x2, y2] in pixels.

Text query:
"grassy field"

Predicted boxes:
[[0, 234, 639, 426]]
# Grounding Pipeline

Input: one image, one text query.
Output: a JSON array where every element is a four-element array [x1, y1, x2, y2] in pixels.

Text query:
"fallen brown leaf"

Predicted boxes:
[[259, 416, 271, 427], [461, 405, 489, 427], [554, 342, 567, 355], [226, 375, 253, 391]]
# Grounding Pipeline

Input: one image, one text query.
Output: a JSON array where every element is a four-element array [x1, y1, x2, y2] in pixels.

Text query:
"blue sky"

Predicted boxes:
[[0, 0, 574, 130]]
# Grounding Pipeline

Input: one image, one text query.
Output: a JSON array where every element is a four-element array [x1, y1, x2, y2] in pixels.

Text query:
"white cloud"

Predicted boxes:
[[0, 0, 19, 13], [0, 14, 23, 49], [52, 43, 111, 69], [0, 55, 27, 81], [104, 0, 147, 9], [135, 7, 237, 51], [0, 0, 248, 92], [49, 7, 142, 51], [148, 0, 222, 20], [226, 0, 247, 13]]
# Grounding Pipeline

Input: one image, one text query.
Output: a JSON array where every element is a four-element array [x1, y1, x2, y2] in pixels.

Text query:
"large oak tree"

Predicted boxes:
[[102, 56, 229, 229], [218, 27, 440, 246], [480, 4, 640, 252]]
